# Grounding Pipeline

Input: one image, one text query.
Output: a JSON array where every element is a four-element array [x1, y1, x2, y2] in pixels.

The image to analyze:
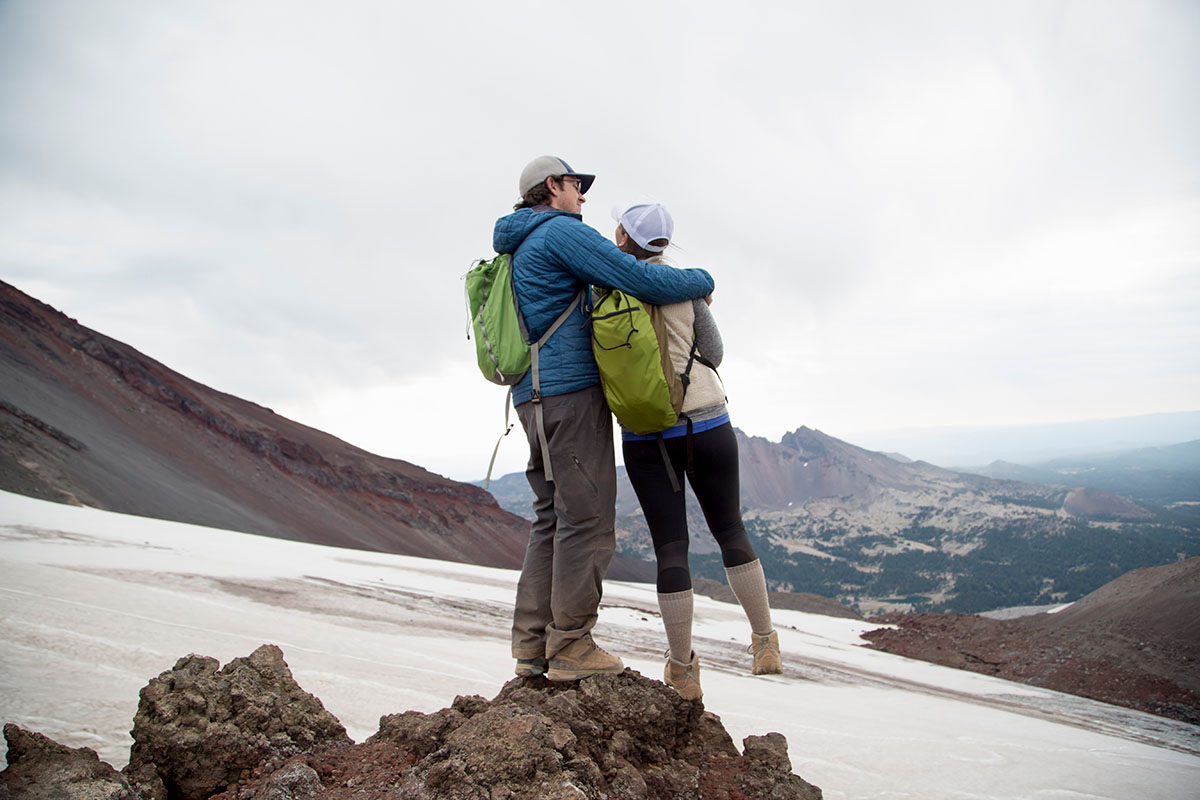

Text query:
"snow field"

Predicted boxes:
[[1, 490, 1197, 799]]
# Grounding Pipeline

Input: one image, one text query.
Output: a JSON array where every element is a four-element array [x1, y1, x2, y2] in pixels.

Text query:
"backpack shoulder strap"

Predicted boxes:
[[483, 388, 516, 490], [676, 340, 719, 485], [528, 288, 586, 484], [507, 254, 533, 346]]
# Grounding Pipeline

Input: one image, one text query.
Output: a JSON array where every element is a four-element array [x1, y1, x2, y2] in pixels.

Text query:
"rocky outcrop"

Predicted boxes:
[[373, 673, 818, 800], [1, 645, 822, 800], [0, 725, 143, 800], [126, 645, 350, 800]]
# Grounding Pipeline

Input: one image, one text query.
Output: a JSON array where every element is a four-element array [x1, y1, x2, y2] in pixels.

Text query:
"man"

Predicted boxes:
[[494, 155, 715, 680]]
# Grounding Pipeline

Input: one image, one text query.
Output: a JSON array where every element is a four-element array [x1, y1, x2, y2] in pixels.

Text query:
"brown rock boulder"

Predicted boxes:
[[126, 644, 350, 800], [0, 724, 146, 800], [345, 670, 818, 799], [736, 732, 821, 798], [373, 702, 474, 759]]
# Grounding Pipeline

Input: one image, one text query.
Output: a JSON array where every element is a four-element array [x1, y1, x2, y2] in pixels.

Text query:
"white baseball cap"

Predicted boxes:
[[611, 200, 674, 253]]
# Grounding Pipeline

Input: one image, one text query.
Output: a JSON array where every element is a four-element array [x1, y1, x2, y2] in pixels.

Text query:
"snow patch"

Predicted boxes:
[[1, 490, 1197, 799]]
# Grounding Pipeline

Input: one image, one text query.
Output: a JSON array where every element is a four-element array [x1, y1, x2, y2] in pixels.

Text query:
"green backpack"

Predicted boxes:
[[591, 289, 718, 492], [590, 288, 683, 435], [465, 253, 583, 486], [466, 254, 530, 385]]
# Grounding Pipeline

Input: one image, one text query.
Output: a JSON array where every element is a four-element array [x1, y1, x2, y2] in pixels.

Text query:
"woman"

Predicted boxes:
[[610, 200, 782, 700]]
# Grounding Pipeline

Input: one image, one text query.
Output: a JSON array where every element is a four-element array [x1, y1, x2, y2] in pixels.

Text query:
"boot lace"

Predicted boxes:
[[747, 633, 776, 654]]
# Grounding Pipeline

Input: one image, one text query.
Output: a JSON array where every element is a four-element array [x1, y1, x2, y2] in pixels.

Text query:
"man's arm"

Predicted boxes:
[[545, 219, 714, 304]]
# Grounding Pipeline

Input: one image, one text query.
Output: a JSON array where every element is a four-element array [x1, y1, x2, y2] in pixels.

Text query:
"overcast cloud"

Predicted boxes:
[[1, 0, 1197, 480]]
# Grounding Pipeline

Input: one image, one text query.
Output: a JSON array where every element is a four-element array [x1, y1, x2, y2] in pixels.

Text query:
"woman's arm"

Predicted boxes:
[[691, 298, 723, 367]]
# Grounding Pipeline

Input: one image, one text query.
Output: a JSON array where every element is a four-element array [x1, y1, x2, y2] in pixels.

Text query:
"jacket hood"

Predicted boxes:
[[493, 207, 578, 254]]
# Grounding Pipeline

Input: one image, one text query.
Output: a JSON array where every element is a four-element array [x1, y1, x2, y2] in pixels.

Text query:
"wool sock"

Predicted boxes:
[[725, 559, 774, 636], [657, 589, 694, 664]]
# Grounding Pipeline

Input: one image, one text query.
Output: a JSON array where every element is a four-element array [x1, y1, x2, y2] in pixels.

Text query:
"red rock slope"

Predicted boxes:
[[0, 280, 532, 568], [862, 558, 1200, 723]]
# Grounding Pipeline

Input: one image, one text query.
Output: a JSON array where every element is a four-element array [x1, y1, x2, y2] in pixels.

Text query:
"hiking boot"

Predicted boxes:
[[514, 657, 547, 678], [547, 634, 624, 681], [749, 630, 783, 675], [664, 652, 703, 700]]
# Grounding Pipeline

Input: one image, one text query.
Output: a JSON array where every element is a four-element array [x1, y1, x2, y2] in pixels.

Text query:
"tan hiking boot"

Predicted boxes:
[[514, 657, 547, 678], [750, 630, 783, 674], [664, 652, 703, 700], [547, 634, 624, 681]]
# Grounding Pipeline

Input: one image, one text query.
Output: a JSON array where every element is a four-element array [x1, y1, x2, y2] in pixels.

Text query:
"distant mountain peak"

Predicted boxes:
[[734, 425, 928, 509]]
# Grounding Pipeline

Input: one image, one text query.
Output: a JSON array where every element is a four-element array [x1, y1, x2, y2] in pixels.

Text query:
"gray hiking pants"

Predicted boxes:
[[511, 384, 617, 660]]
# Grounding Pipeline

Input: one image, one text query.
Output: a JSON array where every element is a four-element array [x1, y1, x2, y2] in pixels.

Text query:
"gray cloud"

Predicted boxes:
[[2, 0, 1197, 479]]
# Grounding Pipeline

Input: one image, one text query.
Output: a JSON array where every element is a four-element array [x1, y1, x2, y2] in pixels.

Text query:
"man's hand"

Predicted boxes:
[[704, 293, 713, 305]]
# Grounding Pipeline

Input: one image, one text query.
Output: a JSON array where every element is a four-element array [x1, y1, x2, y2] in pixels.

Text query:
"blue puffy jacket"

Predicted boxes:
[[493, 208, 715, 406]]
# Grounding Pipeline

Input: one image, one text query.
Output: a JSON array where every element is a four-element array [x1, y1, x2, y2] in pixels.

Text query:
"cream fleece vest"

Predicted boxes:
[[658, 300, 725, 414]]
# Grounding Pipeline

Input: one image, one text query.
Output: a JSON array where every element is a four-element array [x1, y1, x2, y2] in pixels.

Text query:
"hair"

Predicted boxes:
[[616, 224, 670, 261], [513, 176, 563, 210]]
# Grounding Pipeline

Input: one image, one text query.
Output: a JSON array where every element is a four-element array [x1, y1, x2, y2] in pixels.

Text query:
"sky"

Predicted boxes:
[[3, 489, 1198, 798], [1, 0, 1197, 481]]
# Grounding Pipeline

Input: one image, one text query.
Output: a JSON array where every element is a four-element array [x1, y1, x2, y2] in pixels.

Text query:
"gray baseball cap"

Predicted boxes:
[[519, 155, 595, 197]]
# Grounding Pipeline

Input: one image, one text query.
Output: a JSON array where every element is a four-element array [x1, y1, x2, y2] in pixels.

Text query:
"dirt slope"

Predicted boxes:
[[862, 558, 1200, 723]]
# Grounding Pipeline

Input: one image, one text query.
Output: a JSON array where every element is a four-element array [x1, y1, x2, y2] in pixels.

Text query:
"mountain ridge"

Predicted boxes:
[[839, 411, 1200, 468], [482, 425, 1195, 614], [725, 427, 1196, 614], [967, 439, 1200, 507]]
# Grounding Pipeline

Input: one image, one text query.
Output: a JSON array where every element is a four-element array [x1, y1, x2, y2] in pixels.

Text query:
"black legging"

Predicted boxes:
[[623, 421, 757, 593]]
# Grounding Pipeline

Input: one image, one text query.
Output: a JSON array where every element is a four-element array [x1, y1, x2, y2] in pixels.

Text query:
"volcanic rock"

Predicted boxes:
[[207, 668, 824, 800], [2, 645, 822, 800], [309, 669, 820, 800], [0, 724, 143, 800], [126, 644, 350, 800]]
